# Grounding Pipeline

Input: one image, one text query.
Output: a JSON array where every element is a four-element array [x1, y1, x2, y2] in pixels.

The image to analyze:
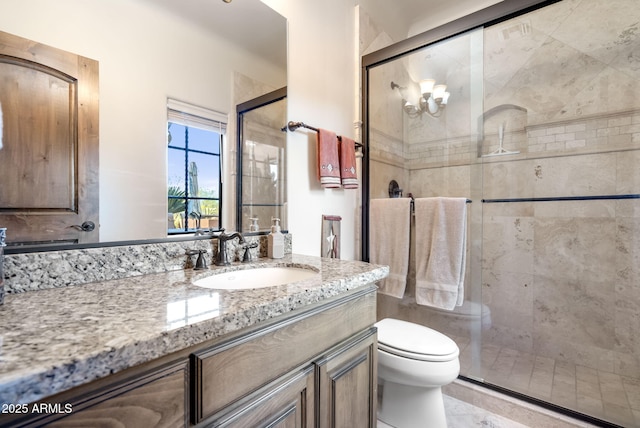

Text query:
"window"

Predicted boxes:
[[167, 99, 225, 235]]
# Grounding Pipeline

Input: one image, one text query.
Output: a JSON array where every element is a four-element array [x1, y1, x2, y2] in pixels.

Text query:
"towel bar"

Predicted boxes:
[[282, 121, 364, 152], [406, 194, 472, 215]]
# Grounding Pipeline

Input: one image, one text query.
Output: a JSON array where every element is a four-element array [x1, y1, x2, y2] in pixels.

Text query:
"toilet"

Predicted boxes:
[[375, 318, 460, 428], [424, 300, 492, 335]]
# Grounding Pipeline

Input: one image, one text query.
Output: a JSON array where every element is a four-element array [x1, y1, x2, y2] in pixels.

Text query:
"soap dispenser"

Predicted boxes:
[[267, 217, 284, 259]]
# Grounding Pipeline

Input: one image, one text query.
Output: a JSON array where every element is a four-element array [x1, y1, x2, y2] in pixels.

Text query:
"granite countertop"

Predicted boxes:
[[0, 254, 388, 406]]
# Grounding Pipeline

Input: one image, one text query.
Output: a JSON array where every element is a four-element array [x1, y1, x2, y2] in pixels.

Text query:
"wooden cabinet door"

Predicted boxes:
[[316, 328, 377, 428], [48, 360, 188, 428], [2, 360, 189, 428], [0, 30, 99, 245]]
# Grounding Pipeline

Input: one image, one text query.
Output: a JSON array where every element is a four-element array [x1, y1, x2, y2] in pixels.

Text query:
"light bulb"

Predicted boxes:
[[433, 84, 447, 101], [419, 79, 435, 96]]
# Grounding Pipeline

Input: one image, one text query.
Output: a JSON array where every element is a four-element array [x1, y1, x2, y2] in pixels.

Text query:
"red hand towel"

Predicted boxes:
[[317, 129, 341, 188], [339, 136, 358, 189]]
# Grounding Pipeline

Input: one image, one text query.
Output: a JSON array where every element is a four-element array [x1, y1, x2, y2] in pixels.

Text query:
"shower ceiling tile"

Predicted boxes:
[[488, 38, 607, 125], [406, 35, 471, 83], [483, 19, 549, 104], [483, 0, 640, 124], [548, 0, 640, 67], [557, 65, 640, 120], [524, 0, 581, 42], [608, 39, 640, 80]]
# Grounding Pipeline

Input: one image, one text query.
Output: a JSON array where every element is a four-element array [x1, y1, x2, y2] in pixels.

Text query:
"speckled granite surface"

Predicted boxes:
[[3, 234, 292, 294], [0, 254, 387, 406]]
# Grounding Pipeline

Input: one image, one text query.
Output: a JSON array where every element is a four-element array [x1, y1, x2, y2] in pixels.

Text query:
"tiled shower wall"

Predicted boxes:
[[371, 109, 640, 378], [364, 0, 640, 423]]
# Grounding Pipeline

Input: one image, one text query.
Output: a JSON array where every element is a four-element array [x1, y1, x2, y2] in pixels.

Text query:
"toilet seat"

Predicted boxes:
[[376, 318, 459, 362]]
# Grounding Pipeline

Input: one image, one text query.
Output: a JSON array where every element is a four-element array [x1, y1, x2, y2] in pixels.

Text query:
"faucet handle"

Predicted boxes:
[[241, 242, 259, 263], [186, 249, 208, 270], [185, 249, 198, 269], [194, 250, 208, 270]]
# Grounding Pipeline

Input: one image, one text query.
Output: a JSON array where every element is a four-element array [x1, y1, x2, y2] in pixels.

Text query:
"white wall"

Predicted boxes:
[[0, 0, 285, 242], [2, 0, 427, 259], [263, 0, 506, 259], [263, 0, 360, 259]]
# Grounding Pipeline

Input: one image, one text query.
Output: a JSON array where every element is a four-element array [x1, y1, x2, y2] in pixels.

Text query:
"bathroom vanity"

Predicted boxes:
[[0, 255, 388, 427]]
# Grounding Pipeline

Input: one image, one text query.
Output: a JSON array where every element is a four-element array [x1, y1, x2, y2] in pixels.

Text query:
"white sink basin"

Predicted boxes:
[[193, 266, 318, 290]]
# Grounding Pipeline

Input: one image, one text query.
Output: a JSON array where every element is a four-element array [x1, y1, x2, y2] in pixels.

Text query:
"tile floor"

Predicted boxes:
[[453, 334, 640, 427], [378, 395, 529, 427]]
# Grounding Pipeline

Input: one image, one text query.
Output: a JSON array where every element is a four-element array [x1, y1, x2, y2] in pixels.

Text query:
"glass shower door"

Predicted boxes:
[[365, 0, 640, 425], [367, 26, 487, 386], [476, 2, 640, 425]]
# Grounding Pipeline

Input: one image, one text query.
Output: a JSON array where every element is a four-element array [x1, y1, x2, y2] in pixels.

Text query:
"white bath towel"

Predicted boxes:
[[414, 197, 467, 310], [370, 198, 411, 298]]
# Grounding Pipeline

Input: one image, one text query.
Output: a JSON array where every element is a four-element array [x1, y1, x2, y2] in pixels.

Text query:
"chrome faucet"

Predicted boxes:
[[215, 229, 245, 266]]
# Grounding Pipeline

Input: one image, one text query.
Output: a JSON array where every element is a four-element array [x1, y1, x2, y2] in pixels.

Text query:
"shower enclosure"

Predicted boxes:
[[362, 0, 640, 426]]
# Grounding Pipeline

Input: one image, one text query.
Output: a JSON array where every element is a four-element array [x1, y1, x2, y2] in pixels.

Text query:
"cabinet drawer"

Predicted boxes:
[[206, 364, 315, 428], [191, 289, 376, 423]]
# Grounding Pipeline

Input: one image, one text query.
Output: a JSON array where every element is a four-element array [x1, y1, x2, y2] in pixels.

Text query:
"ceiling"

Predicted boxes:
[[140, 0, 507, 74], [363, 0, 504, 40], [140, 0, 287, 70]]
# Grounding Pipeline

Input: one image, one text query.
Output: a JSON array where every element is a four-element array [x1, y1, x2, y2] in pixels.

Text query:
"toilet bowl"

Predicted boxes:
[[375, 318, 460, 428], [424, 300, 492, 335]]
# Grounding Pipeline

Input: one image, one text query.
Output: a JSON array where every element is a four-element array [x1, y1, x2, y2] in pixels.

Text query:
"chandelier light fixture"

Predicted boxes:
[[391, 80, 450, 118]]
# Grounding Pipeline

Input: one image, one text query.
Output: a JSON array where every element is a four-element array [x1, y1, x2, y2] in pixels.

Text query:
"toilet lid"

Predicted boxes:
[[375, 318, 459, 362]]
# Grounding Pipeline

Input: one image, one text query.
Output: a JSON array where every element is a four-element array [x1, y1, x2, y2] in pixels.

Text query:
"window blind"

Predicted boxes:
[[167, 98, 227, 133]]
